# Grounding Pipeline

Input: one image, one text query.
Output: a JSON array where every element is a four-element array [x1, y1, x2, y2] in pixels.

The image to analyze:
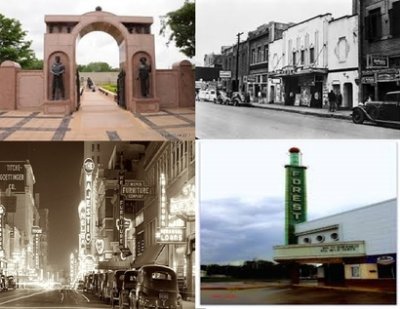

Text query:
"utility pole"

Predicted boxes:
[[235, 32, 243, 92]]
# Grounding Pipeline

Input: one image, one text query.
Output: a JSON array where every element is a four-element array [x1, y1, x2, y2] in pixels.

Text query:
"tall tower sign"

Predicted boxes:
[[284, 147, 307, 245]]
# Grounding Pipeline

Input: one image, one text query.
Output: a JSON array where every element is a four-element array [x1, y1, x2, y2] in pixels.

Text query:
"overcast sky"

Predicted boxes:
[[196, 0, 354, 66], [199, 140, 397, 265], [0, 0, 188, 68]]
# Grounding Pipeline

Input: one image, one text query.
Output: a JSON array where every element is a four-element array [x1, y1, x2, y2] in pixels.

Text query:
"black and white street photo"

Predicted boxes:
[[196, 0, 400, 138], [0, 142, 195, 309]]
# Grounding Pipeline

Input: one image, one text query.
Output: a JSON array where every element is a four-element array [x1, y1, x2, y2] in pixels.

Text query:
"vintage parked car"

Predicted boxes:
[[101, 270, 113, 303], [119, 270, 138, 309], [352, 91, 400, 125], [129, 265, 181, 309], [231, 91, 251, 106], [216, 90, 231, 105], [198, 89, 217, 102], [111, 269, 127, 308]]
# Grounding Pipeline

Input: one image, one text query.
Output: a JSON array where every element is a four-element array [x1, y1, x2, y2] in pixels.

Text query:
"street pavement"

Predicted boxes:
[[201, 285, 396, 305], [0, 90, 194, 141], [0, 288, 195, 308], [196, 100, 400, 139]]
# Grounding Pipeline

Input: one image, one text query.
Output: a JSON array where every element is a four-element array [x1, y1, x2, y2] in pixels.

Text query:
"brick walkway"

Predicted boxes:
[[0, 90, 194, 141]]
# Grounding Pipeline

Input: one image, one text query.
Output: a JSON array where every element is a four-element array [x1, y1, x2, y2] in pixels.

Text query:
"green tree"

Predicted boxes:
[[78, 62, 114, 72], [0, 14, 37, 68], [160, 0, 195, 58]]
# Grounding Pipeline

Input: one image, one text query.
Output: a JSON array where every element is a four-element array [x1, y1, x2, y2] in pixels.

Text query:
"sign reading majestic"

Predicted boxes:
[[0, 162, 25, 192], [285, 148, 307, 245], [83, 158, 94, 247]]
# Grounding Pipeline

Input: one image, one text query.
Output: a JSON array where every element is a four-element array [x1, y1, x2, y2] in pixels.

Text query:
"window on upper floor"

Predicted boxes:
[[390, 1, 400, 37], [365, 8, 382, 41], [310, 48, 315, 64], [257, 46, 262, 63], [251, 48, 256, 64], [301, 50, 305, 65], [264, 45, 268, 62], [292, 52, 296, 66]]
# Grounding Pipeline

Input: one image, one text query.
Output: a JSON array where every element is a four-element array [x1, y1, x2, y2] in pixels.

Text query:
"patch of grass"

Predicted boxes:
[[101, 83, 117, 93]]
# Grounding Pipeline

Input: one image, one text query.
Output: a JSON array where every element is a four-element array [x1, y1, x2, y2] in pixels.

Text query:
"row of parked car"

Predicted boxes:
[[79, 264, 183, 309], [197, 89, 251, 106], [0, 275, 16, 291]]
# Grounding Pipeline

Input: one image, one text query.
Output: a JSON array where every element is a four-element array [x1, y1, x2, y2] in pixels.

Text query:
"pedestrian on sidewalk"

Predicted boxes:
[[328, 89, 337, 112]]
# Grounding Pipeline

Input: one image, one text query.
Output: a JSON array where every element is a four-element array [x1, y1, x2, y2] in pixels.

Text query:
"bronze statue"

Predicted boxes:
[[138, 57, 151, 97], [51, 55, 65, 100]]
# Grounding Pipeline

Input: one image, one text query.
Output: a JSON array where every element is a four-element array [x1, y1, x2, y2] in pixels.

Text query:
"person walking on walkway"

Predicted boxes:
[[328, 89, 337, 112]]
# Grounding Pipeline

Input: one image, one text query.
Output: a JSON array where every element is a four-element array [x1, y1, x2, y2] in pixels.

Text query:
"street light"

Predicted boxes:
[[235, 32, 244, 92]]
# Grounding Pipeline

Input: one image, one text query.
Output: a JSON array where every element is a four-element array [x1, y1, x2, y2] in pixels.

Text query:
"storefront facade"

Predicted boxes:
[[274, 199, 396, 291], [359, 0, 400, 101]]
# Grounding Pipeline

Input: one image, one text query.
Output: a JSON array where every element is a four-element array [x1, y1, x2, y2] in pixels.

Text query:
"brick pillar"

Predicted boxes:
[[0, 61, 21, 110], [173, 60, 195, 108]]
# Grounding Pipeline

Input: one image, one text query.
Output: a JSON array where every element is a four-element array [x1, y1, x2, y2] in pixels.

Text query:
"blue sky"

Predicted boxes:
[[199, 140, 397, 265]]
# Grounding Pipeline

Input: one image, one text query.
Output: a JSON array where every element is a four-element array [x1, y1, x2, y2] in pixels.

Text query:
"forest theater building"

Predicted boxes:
[[273, 148, 396, 291]]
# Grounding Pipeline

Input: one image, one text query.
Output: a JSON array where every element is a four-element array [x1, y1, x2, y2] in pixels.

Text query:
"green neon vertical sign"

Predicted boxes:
[[285, 163, 307, 245]]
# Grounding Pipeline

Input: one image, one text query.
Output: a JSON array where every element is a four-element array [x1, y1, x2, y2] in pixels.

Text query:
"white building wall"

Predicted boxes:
[[282, 14, 332, 68], [327, 15, 359, 108], [296, 199, 396, 256]]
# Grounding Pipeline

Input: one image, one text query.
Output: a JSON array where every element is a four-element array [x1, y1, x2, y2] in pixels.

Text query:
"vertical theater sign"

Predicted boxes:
[[32, 226, 42, 272], [83, 158, 95, 249], [284, 147, 307, 245]]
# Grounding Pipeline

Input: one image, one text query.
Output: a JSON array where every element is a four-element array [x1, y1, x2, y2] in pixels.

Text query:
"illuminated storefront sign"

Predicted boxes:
[[156, 227, 186, 243], [285, 148, 307, 245], [0, 162, 25, 192], [159, 174, 167, 227], [83, 158, 95, 246], [32, 226, 42, 270], [170, 182, 195, 219], [78, 201, 86, 249], [121, 180, 152, 200], [118, 172, 125, 248]]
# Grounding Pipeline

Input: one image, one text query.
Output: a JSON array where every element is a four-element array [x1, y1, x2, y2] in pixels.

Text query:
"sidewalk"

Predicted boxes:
[[0, 90, 194, 141], [250, 102, 352, 120]]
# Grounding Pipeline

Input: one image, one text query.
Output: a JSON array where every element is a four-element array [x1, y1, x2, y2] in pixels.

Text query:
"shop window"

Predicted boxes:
[[365, 8, 382, 41], [390, 1, 400, 37], [310, 48, 315, 64], [351, 265, 360, 278], [315, 235, 325, 243]]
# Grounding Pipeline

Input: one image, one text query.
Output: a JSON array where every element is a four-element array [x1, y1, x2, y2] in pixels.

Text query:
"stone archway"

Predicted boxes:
[[43, 7, 159, 115]]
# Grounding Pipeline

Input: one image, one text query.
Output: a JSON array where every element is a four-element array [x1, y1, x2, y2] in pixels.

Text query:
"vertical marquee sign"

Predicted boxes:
[[284, 147, 307, 245], [32, 226, 42, 270], [83, 158, 95, 248], [118, 171, 125, 249], [0, 205, 5, 259]]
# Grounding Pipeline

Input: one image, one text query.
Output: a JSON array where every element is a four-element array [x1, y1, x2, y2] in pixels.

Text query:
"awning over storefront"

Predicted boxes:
[[270, 67, 328, 78], [97, 259, 131, 270], [273, 241, 366, 263], [131, 244, 167, 269]]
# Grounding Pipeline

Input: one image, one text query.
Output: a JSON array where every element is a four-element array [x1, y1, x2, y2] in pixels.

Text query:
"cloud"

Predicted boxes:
[[200, 197, 285, 265]]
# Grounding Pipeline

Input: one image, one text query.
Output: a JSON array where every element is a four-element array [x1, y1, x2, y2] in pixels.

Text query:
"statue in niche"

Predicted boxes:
[[51, 55, 65, 100], [137, 57, 151, 97]]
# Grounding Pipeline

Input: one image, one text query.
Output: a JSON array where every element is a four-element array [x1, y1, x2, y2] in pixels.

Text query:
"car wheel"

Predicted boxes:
[[352, 108, 365, 124]]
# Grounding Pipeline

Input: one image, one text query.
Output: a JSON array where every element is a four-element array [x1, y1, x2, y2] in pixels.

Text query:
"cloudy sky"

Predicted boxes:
[[199, 140, 397, 265], [0, 0, 188, 68], [196, 0, 353, 66]]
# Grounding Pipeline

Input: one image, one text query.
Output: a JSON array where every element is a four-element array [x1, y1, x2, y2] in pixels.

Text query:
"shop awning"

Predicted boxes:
[[270, 67, 328, 78], [130, 244, 167, 269], [97, 259, 131, 270]]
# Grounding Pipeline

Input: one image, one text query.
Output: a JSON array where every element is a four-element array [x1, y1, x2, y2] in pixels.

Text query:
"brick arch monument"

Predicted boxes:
[[43, 8, 160, 114]]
